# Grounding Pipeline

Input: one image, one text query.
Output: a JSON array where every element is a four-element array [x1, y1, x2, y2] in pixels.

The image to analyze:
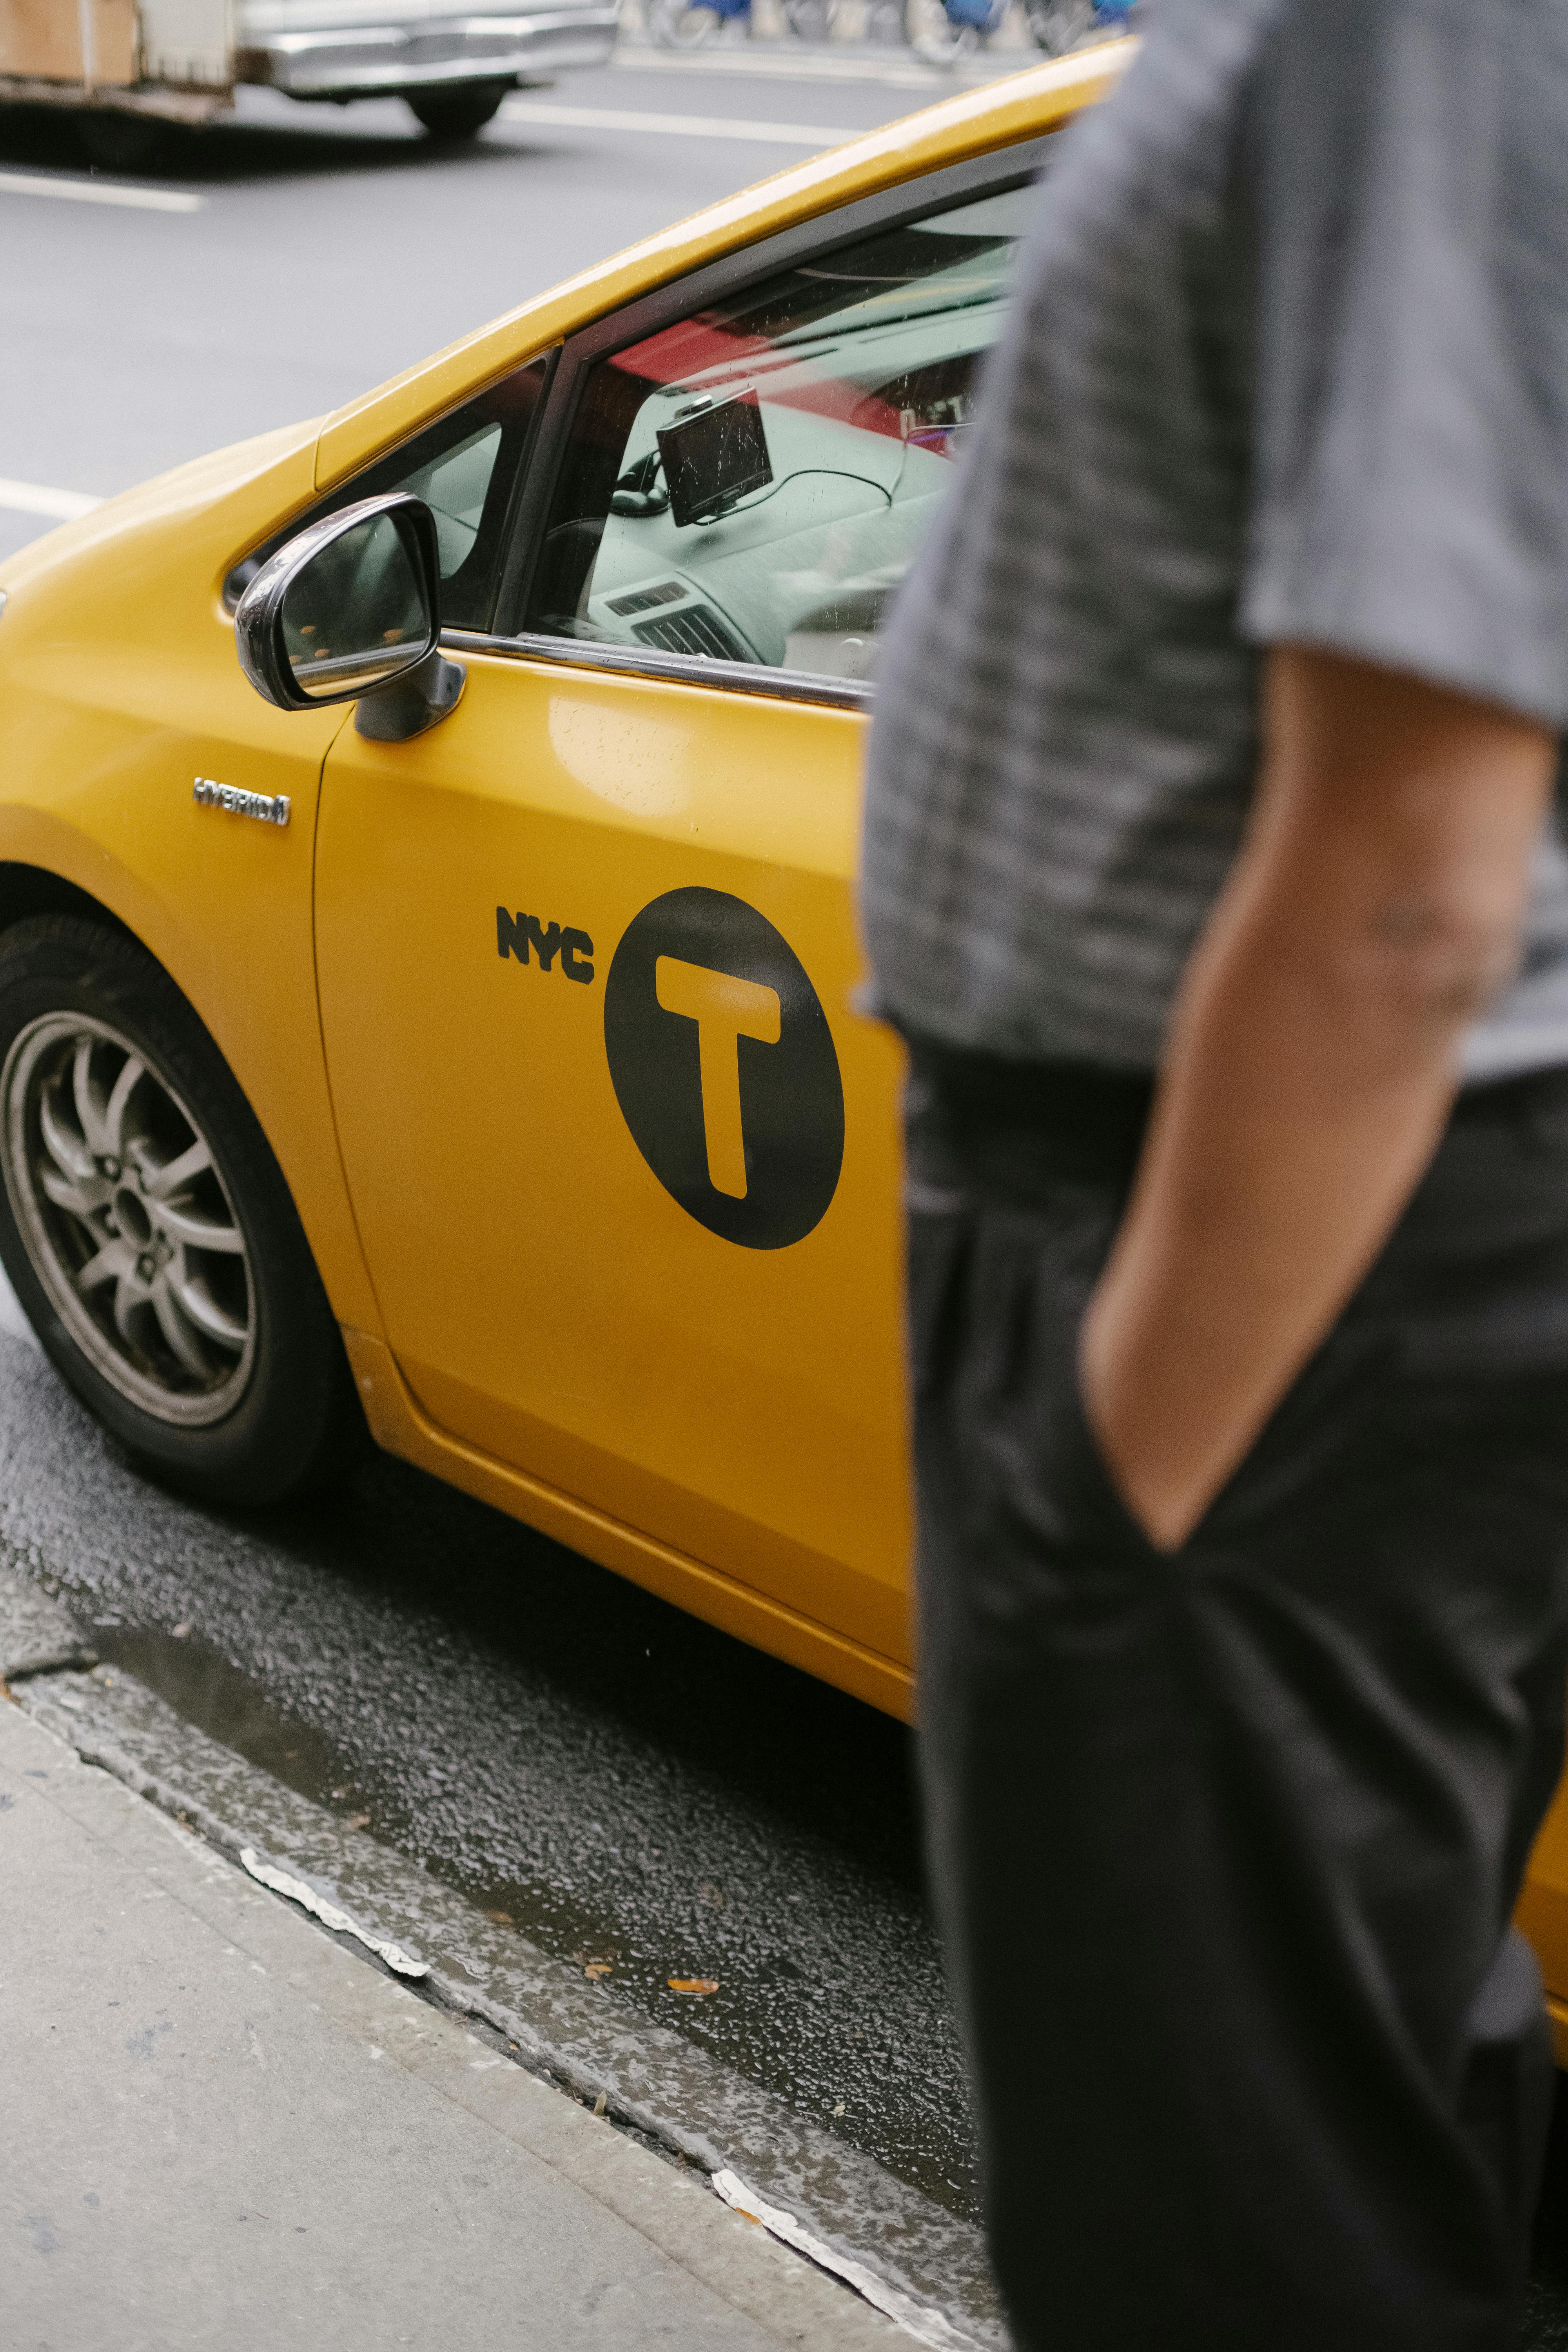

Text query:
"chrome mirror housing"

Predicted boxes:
[[233, 492, 465, 743]]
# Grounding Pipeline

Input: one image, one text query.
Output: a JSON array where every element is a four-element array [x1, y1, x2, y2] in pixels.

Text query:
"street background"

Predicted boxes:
[[7, 28, 1568, 2344], [0, 24, 1022, 555]]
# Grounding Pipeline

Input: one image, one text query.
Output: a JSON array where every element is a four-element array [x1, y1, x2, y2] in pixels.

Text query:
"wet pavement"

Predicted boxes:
[[0, 1671, 904, 2352], [0, 1323, 977, 2225]]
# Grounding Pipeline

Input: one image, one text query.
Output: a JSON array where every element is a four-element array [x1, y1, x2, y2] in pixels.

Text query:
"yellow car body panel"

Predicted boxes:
[[7, 27, 1568, 2022], [314, 653, 910, 1671], [0, 424, 380, 1338]]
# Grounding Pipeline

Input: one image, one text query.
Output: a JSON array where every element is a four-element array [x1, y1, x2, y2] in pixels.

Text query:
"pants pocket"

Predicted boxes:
[[1058, 1341, 1174, 1562], [971, 1205, 1167, 1581]]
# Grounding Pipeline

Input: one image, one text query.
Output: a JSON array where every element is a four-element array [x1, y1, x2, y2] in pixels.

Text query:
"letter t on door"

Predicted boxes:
[[655, 957, 781, 1199]]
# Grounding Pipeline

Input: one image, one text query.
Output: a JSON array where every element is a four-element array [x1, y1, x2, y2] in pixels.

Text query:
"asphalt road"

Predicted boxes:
[[7, 42, 1568, 2345]]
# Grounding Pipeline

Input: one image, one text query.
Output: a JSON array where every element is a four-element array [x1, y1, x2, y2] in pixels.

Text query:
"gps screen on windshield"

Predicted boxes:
[[656, 389, 773, 528]]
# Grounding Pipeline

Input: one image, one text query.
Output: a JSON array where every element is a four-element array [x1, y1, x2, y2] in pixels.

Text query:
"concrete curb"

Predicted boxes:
[[1, 1692, 905, 2350], [0, 1567, 1002, 2349], [0, 1571, 97, 1680]]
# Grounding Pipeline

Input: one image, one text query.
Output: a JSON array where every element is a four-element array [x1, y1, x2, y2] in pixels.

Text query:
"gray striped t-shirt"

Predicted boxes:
[[861, 0, 1568, 1080]]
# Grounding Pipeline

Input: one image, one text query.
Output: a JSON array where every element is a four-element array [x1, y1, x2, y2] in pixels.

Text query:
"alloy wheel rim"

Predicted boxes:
[[1, 1012, 255, 1426]]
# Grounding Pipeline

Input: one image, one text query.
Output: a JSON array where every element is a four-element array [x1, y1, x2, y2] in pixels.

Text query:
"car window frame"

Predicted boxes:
[[221, 345, 560, 632], [448, 133, 1058, 713]]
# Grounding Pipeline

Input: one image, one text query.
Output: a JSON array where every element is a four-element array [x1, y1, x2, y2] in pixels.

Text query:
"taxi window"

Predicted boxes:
[[518, 183, 1036, 686], [223, 354, 550, 631], [397, 423, 504, 578]]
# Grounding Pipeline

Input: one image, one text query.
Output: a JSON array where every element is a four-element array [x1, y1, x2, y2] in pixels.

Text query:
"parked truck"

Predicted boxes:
[[0, 0, 620, 164]]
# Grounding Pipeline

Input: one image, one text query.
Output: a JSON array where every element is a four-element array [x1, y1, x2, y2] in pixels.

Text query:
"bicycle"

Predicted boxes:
[[903, 0, 1135, 64], [1023, 0, 1137, 56], [902, 0, 1003, 64], [646, 0, 838, 48]]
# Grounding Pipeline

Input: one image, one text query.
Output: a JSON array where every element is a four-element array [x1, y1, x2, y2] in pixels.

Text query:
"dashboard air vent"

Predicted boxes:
[[607, 580, 688, 618], [633, 605, 743, 662]]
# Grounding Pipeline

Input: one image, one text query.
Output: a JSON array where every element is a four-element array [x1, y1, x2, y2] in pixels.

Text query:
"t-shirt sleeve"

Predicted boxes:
[[1241, 0, 1568, 726]]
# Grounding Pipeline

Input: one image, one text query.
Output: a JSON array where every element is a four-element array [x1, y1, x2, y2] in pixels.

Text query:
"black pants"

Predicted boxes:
[[906, 1045, 1568, 2351]]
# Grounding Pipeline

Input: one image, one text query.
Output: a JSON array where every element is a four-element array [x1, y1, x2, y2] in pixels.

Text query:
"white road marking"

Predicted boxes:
[[501, 96, 846, 144], [0, 477, 105, 521], [0, 169, 203, 213]]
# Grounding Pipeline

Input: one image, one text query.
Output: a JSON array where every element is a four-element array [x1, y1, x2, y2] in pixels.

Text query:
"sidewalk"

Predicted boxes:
[[0, 1682, 898, 2350]]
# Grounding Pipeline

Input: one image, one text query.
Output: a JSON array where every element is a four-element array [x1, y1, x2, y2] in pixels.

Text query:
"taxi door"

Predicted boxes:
[[312, 156, 1034, 1671], [313, 651, 909, 1662]]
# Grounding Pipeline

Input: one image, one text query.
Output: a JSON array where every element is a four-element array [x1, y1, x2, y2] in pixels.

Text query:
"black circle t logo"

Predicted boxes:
[[603, 888, 844, 1249]]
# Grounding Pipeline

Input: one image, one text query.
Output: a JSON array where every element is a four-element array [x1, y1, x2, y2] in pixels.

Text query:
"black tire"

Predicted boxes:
[[407, 82, 509, 140], [76, 109, 171, 173], [0, 917, 358, 1508]]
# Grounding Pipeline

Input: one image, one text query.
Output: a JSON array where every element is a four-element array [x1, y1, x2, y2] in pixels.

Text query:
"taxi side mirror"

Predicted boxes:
[[233, 492, 465, 743]]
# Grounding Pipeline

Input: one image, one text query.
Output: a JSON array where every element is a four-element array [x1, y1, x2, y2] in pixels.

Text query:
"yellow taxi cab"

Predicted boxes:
[[9, 37, 1568, 2055]]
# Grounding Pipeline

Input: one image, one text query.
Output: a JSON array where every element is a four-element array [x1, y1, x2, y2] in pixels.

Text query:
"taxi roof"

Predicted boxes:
[[314, 38, 1132, 490]]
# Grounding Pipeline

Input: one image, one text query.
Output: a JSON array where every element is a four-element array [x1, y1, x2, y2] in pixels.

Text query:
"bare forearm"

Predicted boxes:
[[1080, 893, 1461, 1543], [1080, 650, 1553, 1550]]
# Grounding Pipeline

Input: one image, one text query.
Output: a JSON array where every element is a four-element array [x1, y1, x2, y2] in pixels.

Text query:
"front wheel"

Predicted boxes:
[[77, 108, 171, 173], [0, 918, 357, 1507], [407, 81, 509, 139]]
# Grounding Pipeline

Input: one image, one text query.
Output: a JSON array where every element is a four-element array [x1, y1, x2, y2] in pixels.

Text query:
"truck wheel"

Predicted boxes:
[[77, 109, 169, 173], [0, 917, 358, 1509], [407, 82, 509, 140]]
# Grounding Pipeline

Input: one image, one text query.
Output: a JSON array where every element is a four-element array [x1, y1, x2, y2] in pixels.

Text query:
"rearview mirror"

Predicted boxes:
[[234, 492, 465, 742]]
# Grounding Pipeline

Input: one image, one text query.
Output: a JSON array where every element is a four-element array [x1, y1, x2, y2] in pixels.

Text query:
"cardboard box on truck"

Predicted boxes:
[[0, 0, 617, 132]]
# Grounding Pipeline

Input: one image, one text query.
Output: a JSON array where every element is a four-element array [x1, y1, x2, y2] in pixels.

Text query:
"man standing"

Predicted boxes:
[[861, 2, 1568, 2344]]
